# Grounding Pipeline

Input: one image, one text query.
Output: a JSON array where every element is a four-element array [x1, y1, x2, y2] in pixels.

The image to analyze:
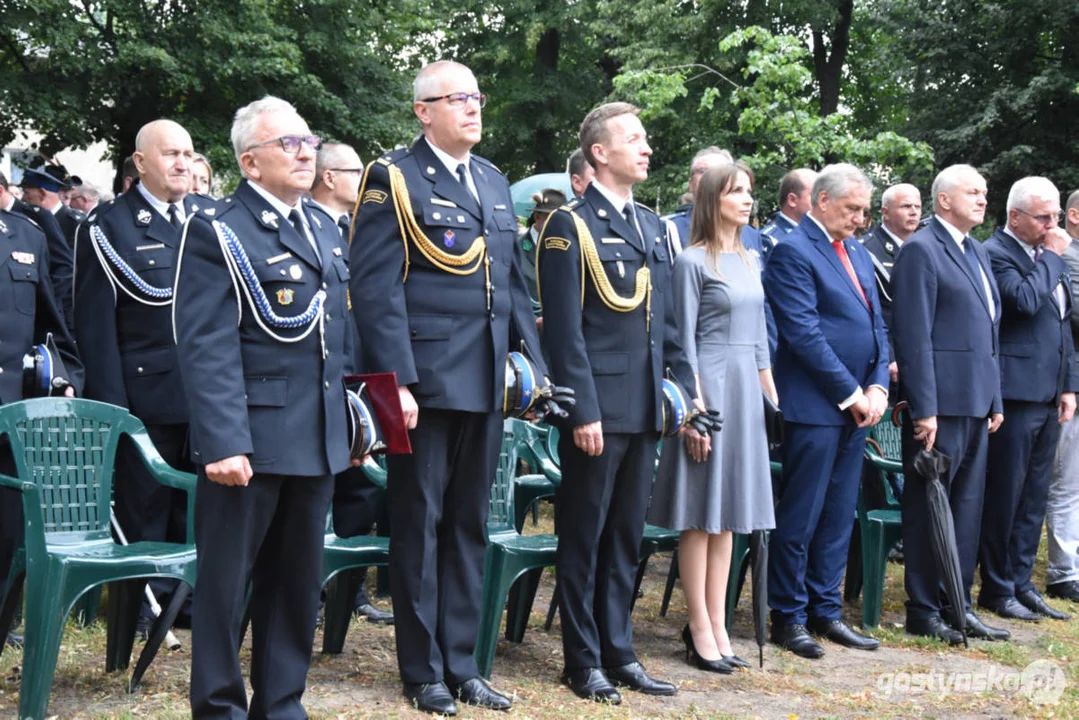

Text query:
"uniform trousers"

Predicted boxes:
[[980, 400, 1060, 601], [385, 408, 502, 685], [189, 471, 333, 720], [555, 431, 658, 670], [901, 415, 988, 620], [1048, 414, 1079, 585], [769, 422, 864, 626]]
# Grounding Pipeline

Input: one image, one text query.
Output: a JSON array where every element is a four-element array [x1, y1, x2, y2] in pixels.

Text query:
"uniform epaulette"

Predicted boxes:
[[634, 201, 658, 218], [376, 146, 410, 167], [472, 155, 504, 176], [3, 209, 43, 235], [85, 197, 119, 225], [564, 197, 583, 211], [70, 208, 86, 221]]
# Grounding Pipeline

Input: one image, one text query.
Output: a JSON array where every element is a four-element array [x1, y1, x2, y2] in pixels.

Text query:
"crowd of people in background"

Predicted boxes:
[[1, 56, 1077, 719]]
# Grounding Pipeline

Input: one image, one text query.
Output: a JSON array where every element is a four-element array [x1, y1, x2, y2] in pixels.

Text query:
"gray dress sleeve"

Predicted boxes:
[[752, 255, 770, 370], [673, 251, 702, 377]]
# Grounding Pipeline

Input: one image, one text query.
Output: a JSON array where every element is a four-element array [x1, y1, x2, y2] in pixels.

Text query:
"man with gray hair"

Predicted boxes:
[[1045, 189, 1079, 604], [891, 164, 1006, 644], [173, 96, 355, 718], [979, 176, 1078, 623], [763, 163, 889, 658], [69, 182, 101, 213]]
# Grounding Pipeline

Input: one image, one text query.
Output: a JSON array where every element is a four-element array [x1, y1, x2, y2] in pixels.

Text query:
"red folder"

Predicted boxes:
[[345, 373, 412, 454]]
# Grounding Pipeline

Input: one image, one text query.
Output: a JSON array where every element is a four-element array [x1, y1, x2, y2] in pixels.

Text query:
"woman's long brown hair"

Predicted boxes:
[[688, 162, 756, 277]]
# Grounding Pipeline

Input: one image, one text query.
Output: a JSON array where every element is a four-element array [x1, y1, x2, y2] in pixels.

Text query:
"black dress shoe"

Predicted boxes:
[[355, 603, 395, 624], [979, 596, 1041, 622], [943, 610, 1010, 641], [561, 667, 621, 704], [5, 632, 23, 649], [905, 615, 963, 645], [403, 682, 457, 715], [1047, 580, 1079, 602], [452, 677, 512, 711], [770, 623, 825, 659], [722, 654, 751, 669], [807, 618, 880, 651], [605, 662, 676, 696], [1017, 590, 1072, 621]]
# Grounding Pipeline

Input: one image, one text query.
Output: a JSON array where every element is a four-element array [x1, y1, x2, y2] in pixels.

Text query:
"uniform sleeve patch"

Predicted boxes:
[[362, 189, 388, 205], [544, 237, 571, 251]]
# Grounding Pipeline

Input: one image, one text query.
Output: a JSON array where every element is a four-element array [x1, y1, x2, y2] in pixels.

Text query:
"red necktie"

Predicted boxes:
[[832, 239, 868, 306]]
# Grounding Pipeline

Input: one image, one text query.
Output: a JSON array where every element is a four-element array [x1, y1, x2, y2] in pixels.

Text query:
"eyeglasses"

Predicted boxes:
[[421, 92, 487, 109], [1016, 208, 1061, 226], [247, 135, 322, 154], [329, 167, 364, 174]]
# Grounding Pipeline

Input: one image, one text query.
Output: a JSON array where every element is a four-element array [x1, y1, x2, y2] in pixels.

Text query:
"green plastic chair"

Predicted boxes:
[[859, 419, 904, 629], [321, 459, 391, 655], [474, 423, 558, 679], [507, 419, 559, 531], [0, 398, 197, 720]]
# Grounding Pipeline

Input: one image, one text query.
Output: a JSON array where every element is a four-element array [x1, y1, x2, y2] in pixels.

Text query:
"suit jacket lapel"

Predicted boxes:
[[935, 219, 991, 317], [804, 218, 865, 307], [412, 139, 482, 221], [585, 184, 644, 253], [127, 190, 178, 248], [235, 181, 321, 270]]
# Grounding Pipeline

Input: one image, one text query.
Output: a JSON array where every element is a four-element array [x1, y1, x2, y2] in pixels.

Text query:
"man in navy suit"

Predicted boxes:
[[350, 61, 546, 715], [761, 168, 818, 264], [891, 164, 1008, 644], [979, 176, 1078, 623], [763, 163, 888, 658], [539, 102, 695, 702], [174, 96, 354, 719]]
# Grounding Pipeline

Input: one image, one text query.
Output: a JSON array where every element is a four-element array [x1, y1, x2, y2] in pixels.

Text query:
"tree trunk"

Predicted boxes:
[[812, 0, 854, 117], [531, 26, 560, 174]]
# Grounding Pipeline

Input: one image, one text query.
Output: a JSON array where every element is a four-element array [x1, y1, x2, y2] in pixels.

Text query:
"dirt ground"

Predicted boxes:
[[1, 513, 1076, 719]]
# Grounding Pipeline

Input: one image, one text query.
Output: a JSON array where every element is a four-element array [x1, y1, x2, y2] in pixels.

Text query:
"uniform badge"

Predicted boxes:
[[522, 236, 534, 252], [267, 252, 292, 265], [362, 189, 387, 205], [494, 204, 507, 211], [885, 241, 895, 253], [289, 264, 303, 280], [597, 209, 607, 218], [616, 260, 625, 278], [426, 166, 436, 175], [544, 237, 570, 251], [431, 198, 456, 208], [276, 288, 294, 306], [456, 215, 465, 223], [443, 230, 456, 248], [12, 251, 35, 264], [261, 210, 279, 229], [136, 209, 152, 225], [332, 247, 342, 257], [203, 207, 216, 216], [190, 202, 200, 213]]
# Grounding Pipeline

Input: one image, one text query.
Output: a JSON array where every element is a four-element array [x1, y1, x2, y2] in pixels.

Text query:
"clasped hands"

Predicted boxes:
[[850, 386, 888, 429]]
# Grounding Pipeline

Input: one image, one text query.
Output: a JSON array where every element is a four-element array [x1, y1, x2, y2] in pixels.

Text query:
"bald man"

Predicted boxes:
[[74, 118, 206, 635]]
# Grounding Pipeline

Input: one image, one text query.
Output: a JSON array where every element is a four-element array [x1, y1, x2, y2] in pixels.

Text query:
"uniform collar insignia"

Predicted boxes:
[[885, 241, 895, 253], [190, 202, 200, 213], [332, 246, 342, 256], [136, 209, 152, 226], [426, 166, 436, 175], [261, 210, 279, 229], [203, 207, 216, 216], [597, 208, 607, 218], [0, 217, 7, 234]]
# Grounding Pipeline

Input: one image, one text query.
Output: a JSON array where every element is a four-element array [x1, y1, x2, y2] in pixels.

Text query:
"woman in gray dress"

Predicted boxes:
[[648, 162, 777, 673]]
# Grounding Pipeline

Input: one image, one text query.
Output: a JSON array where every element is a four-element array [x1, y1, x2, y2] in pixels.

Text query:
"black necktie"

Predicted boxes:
[[338, 214, 351, 243], [167, 204, 183, 232], [962, 236, 983, 280], [289, 209, 321, 264], [622, 204, 642, 246], [456, 163, 478, 202]]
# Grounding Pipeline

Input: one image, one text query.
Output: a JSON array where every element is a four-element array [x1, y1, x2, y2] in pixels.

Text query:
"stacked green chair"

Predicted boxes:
[[321, 459, 391, 654], [474, 423, 558, 679], [507, 419, 560, 531], [0, 398, 198, 720], [858, 417, 904, 629]]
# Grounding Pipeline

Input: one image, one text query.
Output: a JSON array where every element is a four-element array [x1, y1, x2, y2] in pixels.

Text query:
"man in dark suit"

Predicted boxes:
[[891, 164, 1008, 644], [21, 165, 85, 249], [350, 61, 546, 715], [761, 168, 818, 263], [538, 102, 695, 703], [173, 96, 354, 719], [861, 183, 922, 387], [0, 173, 74, 329], [0, 204, 82, 649], [763, 163, 888, 658], [74, 119, 203, 631], [979, 176, 1078, 623], [310, 142, 393, 625]]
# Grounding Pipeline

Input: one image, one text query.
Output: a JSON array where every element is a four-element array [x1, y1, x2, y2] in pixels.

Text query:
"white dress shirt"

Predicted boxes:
[[590, 179, 643, 241], [248, 181, 319, 262], [425, 137, 479, 202], [136, 181, 187, 225]]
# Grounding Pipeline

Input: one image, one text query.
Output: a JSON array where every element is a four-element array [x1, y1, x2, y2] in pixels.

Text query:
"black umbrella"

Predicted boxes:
[[129, 584, 192, 692], [912, 448, 968, 648], [749, 529, 769, 667]]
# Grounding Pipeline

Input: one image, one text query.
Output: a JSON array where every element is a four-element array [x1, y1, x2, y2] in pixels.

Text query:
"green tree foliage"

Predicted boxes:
[[0, 0, 434, 191]]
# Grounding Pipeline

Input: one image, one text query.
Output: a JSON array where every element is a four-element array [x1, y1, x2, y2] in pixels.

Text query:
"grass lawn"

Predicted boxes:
[[1, 502, 1076, 719]]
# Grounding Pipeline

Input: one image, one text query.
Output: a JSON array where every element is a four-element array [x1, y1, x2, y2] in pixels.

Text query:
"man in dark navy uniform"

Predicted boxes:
[[74, 119, 203, 630], [0, 204, 83, 648], [350, 60, 545, 715], [538, 102, 695, 703], [21, 165, 86, 249], [174, 96, 354, 720], [0, 174, 74, 329], [310, 142, 394, 625], [979, 176, 1078, 624], [761, 168, 818, 263]]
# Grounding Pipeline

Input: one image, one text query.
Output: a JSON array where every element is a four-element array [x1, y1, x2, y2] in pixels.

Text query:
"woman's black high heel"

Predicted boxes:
[[681, 625, 733, 674], [722, 654, 752, 669]]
